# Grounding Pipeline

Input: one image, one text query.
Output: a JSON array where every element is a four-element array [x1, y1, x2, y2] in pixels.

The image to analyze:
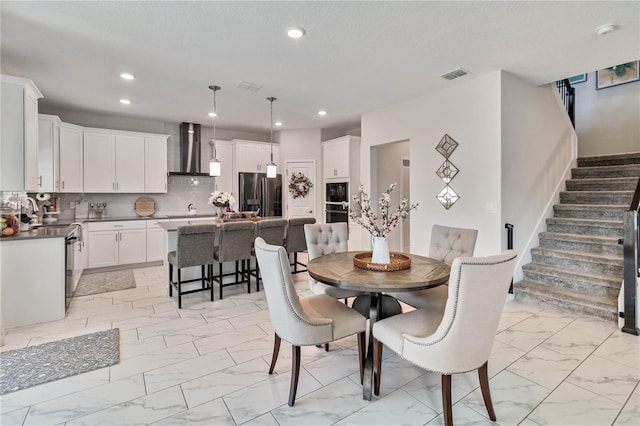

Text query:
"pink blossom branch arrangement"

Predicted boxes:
[[342, 183, 418, 237]]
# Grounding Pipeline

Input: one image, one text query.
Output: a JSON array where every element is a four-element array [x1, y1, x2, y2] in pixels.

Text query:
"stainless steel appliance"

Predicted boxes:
[[64, 224, 82, 310], [238, 172, 282, 217], [325, 181, 349, 223]]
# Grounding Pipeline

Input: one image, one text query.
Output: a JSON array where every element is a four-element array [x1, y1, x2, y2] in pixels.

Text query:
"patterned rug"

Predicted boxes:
[[0, 329, 120, 395], [74, 270, 137, 296]]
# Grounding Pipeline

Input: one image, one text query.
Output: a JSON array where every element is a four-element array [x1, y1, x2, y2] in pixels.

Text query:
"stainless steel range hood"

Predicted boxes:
[[168, 122, 209, 176]]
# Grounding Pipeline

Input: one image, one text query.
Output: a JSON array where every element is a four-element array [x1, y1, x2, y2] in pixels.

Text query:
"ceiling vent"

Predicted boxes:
[[440, 68, 470, 80], [237, 81, 263, 92]]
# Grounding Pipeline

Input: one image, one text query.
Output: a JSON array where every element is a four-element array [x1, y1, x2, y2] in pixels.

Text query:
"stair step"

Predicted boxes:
[[514, 280, 618, 322], [572, 164, 640, 179], [545, 217, 623, 238], [522, 264, 621, 298], [539, 232, 623, 256], [578, 152, 640, 167], [553, 204, 627, 220], [566, 177, 639, 192], [531, 247, 623, 276], [559, 190, 634, 205]]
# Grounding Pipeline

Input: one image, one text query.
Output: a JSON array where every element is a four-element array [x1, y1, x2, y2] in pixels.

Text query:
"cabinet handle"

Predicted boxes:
[[61, 181, 65, 190], [112, 182, 115, 190], [116, 182, 119, 191], [115, 233, 118, 242], [38, 175, 42, 187]]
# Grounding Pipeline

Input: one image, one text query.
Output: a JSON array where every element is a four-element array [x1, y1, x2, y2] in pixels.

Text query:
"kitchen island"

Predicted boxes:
[[0, 227, 67, 329]]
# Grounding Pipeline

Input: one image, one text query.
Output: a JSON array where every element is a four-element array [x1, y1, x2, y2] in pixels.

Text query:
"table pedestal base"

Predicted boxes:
[[352, 294, 403, 320]]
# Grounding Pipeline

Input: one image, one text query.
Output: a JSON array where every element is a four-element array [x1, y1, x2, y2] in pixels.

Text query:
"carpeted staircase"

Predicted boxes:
[[514, 152, 640, 322]]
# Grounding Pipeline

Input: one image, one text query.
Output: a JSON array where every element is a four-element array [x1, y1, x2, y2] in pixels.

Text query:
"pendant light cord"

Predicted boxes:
[[267, 97, 277, 162], [209, 85, 221, 159]]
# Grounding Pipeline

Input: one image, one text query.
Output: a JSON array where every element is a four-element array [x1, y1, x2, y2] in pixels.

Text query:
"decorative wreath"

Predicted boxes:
[[288, 172, 313, 199]]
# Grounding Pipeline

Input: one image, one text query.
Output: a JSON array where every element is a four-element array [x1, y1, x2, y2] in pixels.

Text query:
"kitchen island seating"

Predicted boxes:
[[304, 223, 360, 300], [389, 224, 478, 310], [250, 218, 288, 291], [372, 250, 517, 426], [254, 237, 367, 406], [167, 224, 217, 308], [284, 217, 316, 273], [213, 221, 257, 299]]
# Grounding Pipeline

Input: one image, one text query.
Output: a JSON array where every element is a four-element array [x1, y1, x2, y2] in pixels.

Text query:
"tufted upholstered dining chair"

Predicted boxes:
[[254, 237, 367, 406], [284, 217, 316, 273], [250, 218, 288, 291], [373, 251, 517, 426], [167, 224, 217, 308], [213, 221, 256, 299], [304, 223, 361, 300], [389, 224, 478, 310]]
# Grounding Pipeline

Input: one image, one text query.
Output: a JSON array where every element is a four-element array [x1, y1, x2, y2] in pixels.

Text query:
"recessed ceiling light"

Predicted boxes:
[[119, 99, 131, 105], [595, 23, 617, 35], [120, 73, 135, 80], [318, 110, 327, 116], [275, 121, 283, 126], [287, 27, 305, 39], [208, 112, 217, 117]]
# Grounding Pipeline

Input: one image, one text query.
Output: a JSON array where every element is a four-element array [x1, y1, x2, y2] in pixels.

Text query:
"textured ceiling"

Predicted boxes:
[[1, 1, 639, 134]]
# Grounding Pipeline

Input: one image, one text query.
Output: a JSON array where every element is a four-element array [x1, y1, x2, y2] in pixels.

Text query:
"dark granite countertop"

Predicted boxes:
[[0, 225, 73, 241]]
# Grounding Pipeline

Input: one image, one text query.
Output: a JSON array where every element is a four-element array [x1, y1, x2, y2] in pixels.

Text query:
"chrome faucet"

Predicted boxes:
[[25, 197, 39, 213]]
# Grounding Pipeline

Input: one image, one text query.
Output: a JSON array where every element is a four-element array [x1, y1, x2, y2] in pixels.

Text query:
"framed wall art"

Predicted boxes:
[[596, 61, 639, 89]]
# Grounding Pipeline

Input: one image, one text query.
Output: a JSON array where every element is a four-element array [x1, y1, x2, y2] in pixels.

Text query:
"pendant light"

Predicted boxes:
[[266, 96, 277, 178], [208, 85, 221, 177]]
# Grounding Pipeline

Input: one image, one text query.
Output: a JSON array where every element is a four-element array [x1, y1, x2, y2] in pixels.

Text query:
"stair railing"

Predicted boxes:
[[622, 176, 640, 335], [556, 79, 575, 128]]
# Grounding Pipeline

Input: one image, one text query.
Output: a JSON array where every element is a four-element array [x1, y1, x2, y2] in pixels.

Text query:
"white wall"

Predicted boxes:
[[362, 71, 503, 257], [501, 72, 576, 280], [374, 141, 410, 252], [278, 129, 323, 222], [574, 73, 640, 156]]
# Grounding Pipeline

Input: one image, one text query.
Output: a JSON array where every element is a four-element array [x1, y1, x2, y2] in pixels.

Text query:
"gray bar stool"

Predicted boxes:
[[167, 224, 217, 308], [284, 217, 316, 273], [213, 221, 257, 299], [250, 218, 288, 291]]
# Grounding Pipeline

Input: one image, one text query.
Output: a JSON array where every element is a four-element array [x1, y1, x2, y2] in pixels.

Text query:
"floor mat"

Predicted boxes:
[[74, 270, 137, 296], [0, 329, 120, 395]]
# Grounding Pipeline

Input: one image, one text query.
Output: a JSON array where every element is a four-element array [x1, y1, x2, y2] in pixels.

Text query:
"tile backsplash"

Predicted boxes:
[[53, 175, 219, 220]]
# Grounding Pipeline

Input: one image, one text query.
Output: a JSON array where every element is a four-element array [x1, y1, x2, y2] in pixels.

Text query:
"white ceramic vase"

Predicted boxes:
[[371, 236, 390, 264]]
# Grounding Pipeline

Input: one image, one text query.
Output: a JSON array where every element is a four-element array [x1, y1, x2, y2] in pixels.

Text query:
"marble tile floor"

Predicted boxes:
[[0, 264, 638, 426]]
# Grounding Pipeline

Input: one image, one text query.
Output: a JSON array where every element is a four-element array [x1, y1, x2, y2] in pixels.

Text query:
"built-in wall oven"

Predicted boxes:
[[325, 182, 349, 223]]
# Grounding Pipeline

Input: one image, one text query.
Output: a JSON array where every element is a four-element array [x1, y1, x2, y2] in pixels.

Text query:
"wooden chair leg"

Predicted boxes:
[[288, 345, 301, 407], [373, 337, 383, 395], [479, 361, 496, 421], [442, 374, 453, 426], [357, 331, 366, 384], [268, 333, 281, 374]]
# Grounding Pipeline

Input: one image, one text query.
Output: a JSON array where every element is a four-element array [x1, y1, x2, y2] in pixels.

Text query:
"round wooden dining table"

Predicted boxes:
[[307, 251, 450, 400]]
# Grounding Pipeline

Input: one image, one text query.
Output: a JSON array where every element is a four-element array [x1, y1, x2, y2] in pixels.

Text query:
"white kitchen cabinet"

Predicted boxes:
[[58, 123, 84, 192], [235, 140, 280, 173], [323, 136, 359, 180], [0, 75, 43, 192], [146, 219, 170, 262], [83, 131, 145, 193], [145, 137, 168, 193], [87, 221, 147, 268], [213, 140, 234, 193], [37, 114, 60, 192]]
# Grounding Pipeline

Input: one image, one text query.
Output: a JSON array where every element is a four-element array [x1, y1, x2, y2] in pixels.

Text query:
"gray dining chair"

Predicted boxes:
[[254, 237, 367, 406], [250, 218, 288, 291], [389, 224, 478, 309], [284, 217, 316, 273], [304, 223, 361, 300], [167, 224, 217, 308], [373, 251, 517, 426]]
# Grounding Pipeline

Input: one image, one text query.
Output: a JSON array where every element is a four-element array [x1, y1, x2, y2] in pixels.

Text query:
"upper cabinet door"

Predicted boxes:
[[145, 137, 167, 193], [83, 131, 116, 193], [37, 115, 58, 193], [59, 125, 83, 193], [323, 137, 350, 179], [115, 135, 145, 192], [214, 141, 234, 194], [24, 86, 41, 191], [236, 143, 261, 173]]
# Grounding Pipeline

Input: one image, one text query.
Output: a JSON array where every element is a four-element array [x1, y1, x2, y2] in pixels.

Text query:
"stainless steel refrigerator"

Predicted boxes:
[[238, 173, 282, 217]]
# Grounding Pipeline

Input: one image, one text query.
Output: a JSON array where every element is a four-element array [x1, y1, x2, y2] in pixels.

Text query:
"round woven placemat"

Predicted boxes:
[[353, 252, 411, 271]]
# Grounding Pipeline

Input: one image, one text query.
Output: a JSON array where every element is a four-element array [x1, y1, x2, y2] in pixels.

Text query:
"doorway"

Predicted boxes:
[[284, 160, 316, 219]]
